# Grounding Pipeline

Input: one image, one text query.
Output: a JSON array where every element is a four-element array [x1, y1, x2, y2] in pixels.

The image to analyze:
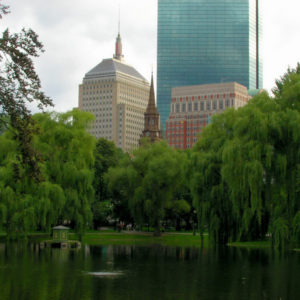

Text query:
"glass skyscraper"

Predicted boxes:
[[157, 0, 263, 129]]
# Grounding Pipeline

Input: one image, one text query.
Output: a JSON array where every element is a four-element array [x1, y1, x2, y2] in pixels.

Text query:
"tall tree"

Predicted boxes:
[[191, 65, 300, 248], [0, 109, 96, 237], [190, 108, 237, 244], [0, 3, 53, 180], [93, 138, 120, 201], [107, 141, 182, 236], [34, 110, 96, 235], [221, 93, 275, 242], [92, 138, 122, 228]]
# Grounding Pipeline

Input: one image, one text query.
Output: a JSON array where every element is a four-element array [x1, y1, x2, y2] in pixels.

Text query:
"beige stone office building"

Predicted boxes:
[[78, 33, 150, 152], [166, 82, 251, 150]]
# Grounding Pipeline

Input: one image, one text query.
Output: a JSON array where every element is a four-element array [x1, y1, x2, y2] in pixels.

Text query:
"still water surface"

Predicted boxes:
[[0, 242, 299, 300]]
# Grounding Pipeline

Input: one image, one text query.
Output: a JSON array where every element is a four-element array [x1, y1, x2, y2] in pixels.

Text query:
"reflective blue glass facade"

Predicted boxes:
[[157, 0, 263, 129]]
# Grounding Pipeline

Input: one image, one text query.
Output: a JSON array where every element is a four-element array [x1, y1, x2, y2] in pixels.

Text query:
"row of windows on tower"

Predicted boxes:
[[82, 96, 112, 102], [171, 99, 234, 113], [168, 132, 200, 138], [83, 90, 112, 95]]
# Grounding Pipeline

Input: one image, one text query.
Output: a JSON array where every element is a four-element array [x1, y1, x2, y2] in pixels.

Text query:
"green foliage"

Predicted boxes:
[[106, 155, 136, 224], [190, 109, 236, 244], [292, 211, 300, 246], [0, 109, 96, 236], [93, 138, 120, 201], [107, 141, 183, 236], [92, 138, 123, 228], [1, 52, 300, 248], [92, 201, 112, 227], [273, 63, 300, 98], [0, 5, 53, 180], [272, 218, 289, 250], [191, 64, 300, 249]]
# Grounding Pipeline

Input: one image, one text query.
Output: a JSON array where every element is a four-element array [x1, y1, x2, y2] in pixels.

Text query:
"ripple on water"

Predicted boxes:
[[85, 271, 124, 277]]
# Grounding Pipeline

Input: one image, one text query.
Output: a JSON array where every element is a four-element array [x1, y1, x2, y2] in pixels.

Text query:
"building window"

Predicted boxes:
[[188, 103, 192, 112], [200, 102, 204, 111], [182, 103, 186, 112], [194, 103, 198, 111], [219, 100, 223, 109], [176, 104, 180, 113], [213, 101, 217, 110], [207, 102, 211, 110]]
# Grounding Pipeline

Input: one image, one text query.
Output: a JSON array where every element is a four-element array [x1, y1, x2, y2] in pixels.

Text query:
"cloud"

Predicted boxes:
[[3, 0, 157, 112], [262, 1, 300, 93], [2, 0, 300, 109]]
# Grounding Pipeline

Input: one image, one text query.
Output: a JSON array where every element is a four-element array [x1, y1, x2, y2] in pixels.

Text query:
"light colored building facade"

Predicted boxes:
[[78, 34, 150, 152], [166, 82, 251, 150]]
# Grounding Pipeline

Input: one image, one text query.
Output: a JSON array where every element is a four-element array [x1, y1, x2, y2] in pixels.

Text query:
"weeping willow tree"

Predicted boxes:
[[190, 109, 237, 244], [270, 72, 300, 249], [164, 150, 193, 231], [33, 109, 96, 235], [0, 128, 39, 236], [221, 93, 276, 242], [191, 65, 300, 248], [0, 109, 96, 237]]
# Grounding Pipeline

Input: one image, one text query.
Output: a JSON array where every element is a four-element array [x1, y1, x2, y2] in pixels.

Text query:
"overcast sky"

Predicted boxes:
[[2, 0, 300, 112]]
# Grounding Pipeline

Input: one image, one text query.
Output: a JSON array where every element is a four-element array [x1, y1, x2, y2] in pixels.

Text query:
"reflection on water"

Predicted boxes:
[[85, 271, 124, 277], [0, 242, 299, 300]]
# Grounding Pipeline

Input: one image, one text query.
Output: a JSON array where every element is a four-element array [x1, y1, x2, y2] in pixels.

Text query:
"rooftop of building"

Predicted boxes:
[[172, 82, 250, 96], [84, 58, 147, 82], [248, 89, 264, 97], [84, 30, 148, 83]]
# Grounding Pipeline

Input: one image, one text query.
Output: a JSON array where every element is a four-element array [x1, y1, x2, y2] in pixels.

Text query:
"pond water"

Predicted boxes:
[[0, 242, 299, 300]]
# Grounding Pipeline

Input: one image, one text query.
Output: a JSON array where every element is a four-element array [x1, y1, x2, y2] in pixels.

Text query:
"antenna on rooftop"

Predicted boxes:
[[118, 3, 121, 34], [114, 3, 124, 61]]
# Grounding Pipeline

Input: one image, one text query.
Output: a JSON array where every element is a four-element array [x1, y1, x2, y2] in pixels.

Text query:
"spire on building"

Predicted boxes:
[[140, 73, 161, 144], [146, 73, 158, 114], [114, 33, 124, 61], [113, 6, 124, 61]]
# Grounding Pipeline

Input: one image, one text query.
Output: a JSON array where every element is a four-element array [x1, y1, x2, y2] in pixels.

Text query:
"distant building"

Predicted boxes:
[[157, 0, 263, 130], [78, 33, 150, 152], [166, 82, 251, 150], [140, 73, 161, 144]]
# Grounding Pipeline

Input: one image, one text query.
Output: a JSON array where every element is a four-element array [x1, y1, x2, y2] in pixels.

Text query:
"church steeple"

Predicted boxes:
[[146, 73, 159, 114], [140, 73, 161, 144]]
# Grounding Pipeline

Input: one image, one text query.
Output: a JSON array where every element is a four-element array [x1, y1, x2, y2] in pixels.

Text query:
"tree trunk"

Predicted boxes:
[[153, 220, 161, 237], [175, 218, 181, 231]]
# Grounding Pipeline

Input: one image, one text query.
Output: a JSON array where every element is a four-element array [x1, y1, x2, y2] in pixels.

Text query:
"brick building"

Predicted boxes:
[[166, 82, 251, 150]]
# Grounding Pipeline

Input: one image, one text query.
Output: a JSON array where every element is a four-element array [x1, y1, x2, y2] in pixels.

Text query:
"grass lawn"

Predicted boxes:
[[70, 231, 209, 248], [227, 240, 271, 248], [2, 230, 296, 251]]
